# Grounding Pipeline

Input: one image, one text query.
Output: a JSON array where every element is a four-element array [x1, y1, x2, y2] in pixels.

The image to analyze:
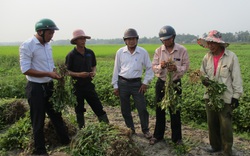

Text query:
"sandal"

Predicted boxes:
[[149, 137, 161, 145], [144, 131, 152, 139]]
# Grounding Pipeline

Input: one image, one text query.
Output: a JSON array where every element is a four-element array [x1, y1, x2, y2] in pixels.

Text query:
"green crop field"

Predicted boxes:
[[0, 43, 249, 132]]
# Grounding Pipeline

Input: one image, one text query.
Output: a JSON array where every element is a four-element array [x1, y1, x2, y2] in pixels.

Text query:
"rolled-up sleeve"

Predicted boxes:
[[19, 43, 32, 74]]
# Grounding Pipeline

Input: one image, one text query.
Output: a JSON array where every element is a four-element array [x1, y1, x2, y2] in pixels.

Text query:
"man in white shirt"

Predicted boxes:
[[112, 28, 154, 139], [19, 18, 70, 155]]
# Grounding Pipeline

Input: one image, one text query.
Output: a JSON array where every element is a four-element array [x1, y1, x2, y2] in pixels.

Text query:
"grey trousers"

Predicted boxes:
[[118, 78, 149, 133]]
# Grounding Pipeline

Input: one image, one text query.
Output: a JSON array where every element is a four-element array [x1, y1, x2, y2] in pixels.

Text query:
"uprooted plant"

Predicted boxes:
[[160, 58, 182, 114], [50, 62, 76, 112], [189, 69, 227, 112]]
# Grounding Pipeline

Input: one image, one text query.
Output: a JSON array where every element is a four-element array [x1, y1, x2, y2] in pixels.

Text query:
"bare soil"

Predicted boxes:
[[5, 102, 249, 156], [103, 105, 250, 156]]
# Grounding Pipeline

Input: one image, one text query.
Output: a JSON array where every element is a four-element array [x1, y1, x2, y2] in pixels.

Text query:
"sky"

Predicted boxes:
[[1, 0, 250, 42]]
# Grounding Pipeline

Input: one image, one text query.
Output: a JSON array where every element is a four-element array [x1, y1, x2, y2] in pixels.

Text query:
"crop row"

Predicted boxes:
[[0, 44, 249, 132]]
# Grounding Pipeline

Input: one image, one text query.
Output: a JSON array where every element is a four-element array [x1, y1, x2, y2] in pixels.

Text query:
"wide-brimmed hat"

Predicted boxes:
[[197, 30, 229, 48], [70, 29, 91, 44]]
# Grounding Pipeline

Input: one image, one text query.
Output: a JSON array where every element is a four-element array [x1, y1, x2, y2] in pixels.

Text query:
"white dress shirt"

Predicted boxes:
[[19, 36, 55, 83], [112, 46, 154, 89]]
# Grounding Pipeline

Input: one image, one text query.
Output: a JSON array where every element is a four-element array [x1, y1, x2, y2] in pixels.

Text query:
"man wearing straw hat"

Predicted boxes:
[[198, 30, 243, 156], [65, 29, 109, 129]]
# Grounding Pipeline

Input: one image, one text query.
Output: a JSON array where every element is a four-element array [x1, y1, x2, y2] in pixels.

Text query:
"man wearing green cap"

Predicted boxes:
[[19, 18, 70, 155]]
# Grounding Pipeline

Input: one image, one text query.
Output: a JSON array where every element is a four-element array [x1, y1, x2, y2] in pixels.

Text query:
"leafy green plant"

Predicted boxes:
[[0, 112, 31, 150], [0, 44, 250, 132], [204, 77, 227, 111], [189, 69, 227, 112], [160, 59, 181, 114], [70, 123, 141, 156], [50, 62, 76, 112]]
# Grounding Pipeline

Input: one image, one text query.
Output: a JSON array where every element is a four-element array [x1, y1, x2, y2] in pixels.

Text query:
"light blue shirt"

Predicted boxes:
[[112, 46, 154, 89], [19, 36, 55, 83]]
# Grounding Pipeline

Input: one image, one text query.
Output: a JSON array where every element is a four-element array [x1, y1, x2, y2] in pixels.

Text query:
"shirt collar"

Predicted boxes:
[[122, 46, 140, 54], [223, 49, 229, 56], [32, 36, 48, 46], [209, 48, 228, 56], [33, 36, 41, 44], [162, 44, 178, 54]]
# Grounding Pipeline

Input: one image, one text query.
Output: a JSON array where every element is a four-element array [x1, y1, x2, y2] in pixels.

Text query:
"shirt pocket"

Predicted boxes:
[[205, 66, 213, 77], [220, 65, 230, 78], [133, 58, 143, 71]]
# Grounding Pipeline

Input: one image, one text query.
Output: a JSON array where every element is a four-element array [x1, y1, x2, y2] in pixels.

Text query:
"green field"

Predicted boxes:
[[0, 44, 249, 132]]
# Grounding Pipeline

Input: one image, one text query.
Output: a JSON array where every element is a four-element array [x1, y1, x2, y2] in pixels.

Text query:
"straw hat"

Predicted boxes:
[[197, 30, 229, 48], [70, 29, 91, 44]]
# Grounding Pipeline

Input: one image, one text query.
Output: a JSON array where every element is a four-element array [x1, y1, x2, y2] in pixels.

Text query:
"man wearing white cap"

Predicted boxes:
[[65, 29, 109, 129], [198, 30, 243, 156]]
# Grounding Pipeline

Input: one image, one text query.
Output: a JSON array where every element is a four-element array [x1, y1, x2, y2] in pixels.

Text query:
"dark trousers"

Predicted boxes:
[[118, 78, 149, 133], [153, 78, 182, 143], [26, 81, 70, 154], [206, 102, 233, 155], [74, 83, 106, 124]]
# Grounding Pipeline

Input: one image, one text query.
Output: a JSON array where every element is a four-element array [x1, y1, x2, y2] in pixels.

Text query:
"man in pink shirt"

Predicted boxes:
[[150, 25, 190, 145]]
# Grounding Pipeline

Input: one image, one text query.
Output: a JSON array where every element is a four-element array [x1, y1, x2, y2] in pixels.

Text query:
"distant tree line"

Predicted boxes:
[[52, 30, 250, 45], [0, 31, 249, 46]]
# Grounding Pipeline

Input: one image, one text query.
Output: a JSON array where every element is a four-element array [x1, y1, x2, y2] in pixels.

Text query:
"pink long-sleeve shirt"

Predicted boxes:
[[152, 43, 190, 81]]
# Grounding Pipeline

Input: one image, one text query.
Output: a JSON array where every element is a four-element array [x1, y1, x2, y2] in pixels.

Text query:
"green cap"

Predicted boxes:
[[35, 18, 59, 31]]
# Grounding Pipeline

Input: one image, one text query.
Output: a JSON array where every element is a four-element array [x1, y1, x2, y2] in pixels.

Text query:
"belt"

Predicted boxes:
[[158, 78, 181, 84], [119, 76, 141, 82], [29, 81, 53, 86]]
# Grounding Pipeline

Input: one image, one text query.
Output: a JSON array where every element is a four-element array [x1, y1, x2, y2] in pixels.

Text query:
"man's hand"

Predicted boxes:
[[161, 61, 177, 72], [139, 84, 147, 94], [114, 88, 119, 96], [202, 77, 210, 87], [78, 72, 90, 78], [89, 72, 96, 78], [231, 98, 239, 109], [49, 72, 61, 79], [167, 64, 177, 72], [161, 61, 167, 69]]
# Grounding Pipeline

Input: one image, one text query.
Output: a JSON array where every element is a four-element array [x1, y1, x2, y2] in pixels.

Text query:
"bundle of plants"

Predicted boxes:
[[42, 117, 77, 147], [0, 98, 28, 130], [160, 58, 181, 114], [189, 69, 227, 112], [70, 123, 141, 156], [50, 62, 76, 112]]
